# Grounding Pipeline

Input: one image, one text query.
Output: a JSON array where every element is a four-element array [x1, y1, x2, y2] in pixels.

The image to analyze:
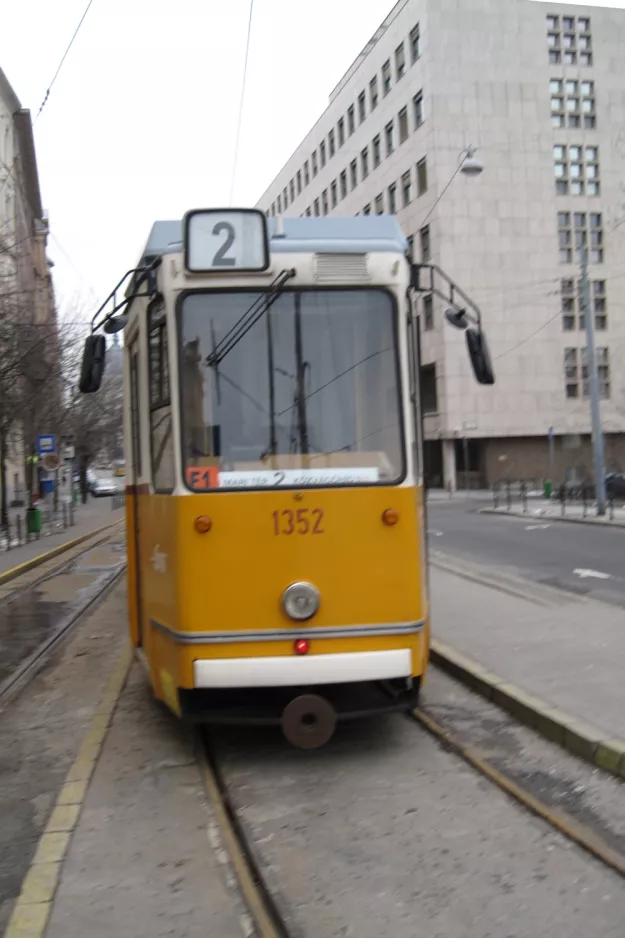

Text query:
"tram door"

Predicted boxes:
[[128, 342, 145, 646]]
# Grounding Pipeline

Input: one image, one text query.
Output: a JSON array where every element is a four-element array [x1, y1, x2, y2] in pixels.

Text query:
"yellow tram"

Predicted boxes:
[[80, 209, 493, 747]]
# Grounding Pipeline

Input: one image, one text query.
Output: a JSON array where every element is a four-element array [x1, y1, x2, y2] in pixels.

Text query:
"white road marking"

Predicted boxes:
[[430, 530, 444, 537], [525, 523, 551, 530], [573, 568, 611, 580]]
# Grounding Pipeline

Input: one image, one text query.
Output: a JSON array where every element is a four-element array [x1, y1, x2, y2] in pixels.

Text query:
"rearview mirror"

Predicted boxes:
[[466, 327, 494, 386], [79, 334, 106, 393]]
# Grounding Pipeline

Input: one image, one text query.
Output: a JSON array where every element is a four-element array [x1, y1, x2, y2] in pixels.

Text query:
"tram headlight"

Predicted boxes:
[[282, 582, 320, 621]]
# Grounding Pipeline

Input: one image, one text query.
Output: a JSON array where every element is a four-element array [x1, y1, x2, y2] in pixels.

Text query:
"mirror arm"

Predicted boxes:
[[410, 263, 483, 328], [91, 257, 161, 334]]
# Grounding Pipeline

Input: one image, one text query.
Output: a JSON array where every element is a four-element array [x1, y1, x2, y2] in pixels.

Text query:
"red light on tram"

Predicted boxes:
[[382, 508, 399, 526], [194, 515, 212, 534], [294, 639, 309, 655]]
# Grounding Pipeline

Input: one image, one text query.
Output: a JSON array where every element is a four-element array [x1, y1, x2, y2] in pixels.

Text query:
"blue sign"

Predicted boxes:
[[36, 434, 57, 455]]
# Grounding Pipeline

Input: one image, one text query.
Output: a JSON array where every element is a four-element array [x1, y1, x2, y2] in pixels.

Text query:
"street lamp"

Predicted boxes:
[[460, 146, 484, 177]]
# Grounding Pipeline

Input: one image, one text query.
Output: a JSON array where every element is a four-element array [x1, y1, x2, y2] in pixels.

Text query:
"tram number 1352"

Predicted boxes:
[[272, 508, 325, 536]]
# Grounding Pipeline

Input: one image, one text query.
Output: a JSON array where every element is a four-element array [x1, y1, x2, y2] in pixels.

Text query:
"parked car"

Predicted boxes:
[[92, 477, 119, 497], [605, 472, 625, 500]]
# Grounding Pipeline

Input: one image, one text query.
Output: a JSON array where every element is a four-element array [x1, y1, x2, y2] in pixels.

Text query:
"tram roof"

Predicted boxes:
[[139, 214, 408, 264]]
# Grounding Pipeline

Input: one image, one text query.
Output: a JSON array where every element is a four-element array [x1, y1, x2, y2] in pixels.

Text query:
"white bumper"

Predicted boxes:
[[193, 649, 412, 689]]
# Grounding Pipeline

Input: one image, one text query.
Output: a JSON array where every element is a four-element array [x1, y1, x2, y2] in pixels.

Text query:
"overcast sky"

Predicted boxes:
[[1, 0, 624, 318]]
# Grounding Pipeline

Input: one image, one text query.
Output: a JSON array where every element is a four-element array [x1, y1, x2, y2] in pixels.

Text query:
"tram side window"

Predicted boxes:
[[148, 301, 175, 493]]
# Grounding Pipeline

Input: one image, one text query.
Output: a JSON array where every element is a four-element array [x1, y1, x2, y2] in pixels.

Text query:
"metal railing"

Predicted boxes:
[[492, 480, 618, 520]]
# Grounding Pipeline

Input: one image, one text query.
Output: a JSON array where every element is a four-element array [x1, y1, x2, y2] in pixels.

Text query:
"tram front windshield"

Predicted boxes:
[[180, 288, 405, 489]]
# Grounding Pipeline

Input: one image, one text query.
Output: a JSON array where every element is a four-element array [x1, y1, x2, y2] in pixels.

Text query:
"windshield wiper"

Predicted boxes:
[[204, 268, 295, 368]]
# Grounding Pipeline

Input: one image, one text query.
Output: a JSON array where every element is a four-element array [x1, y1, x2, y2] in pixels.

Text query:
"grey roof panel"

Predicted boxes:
[[137, 214, 407, 264]]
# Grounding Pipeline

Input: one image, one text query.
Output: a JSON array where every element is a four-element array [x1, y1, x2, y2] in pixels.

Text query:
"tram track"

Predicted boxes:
[[199, 669, 625, 938], [0, 525, 126, 710]]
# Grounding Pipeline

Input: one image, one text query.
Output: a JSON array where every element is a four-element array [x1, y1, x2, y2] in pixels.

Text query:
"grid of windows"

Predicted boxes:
[[561, 278, 607, 332], [564, 347, 610, 399], [550, 79, 596, 130], [547, 14, 592, 67], [554, 145, 599, 197], [557, 212, 603, 264], [265, 22, 424, 217]]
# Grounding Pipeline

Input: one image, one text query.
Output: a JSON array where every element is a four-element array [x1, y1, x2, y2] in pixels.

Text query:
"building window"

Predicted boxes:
[[331, 180, 338, 207], [321, 190, 328, 215], [410, 24, 420, 63], [340, 170, 347, 199], [373, 134, 381, 168], [312, 151, 318, 176], [385, 121, 394, 156], [401, 170, 412, 206], [283, 187, 288, 208], [363, 203, 371, 215], [423, 294, 434, 331], [357, 91, 366, 124], [413, 90, 424, 128], [347, 105, 355, 136], [277, 194, 282, 214], [350, 159, 357, 191], [388, 182, 397, 214], [375, 193, 384, 215], [554, 144, 600, 196], [406, 235, 414, 260], [420, 224, 430, 262], [551, 79, 597, 131], [328, 129, 335, 158], [338, 117, 345, 147], [561, 278, 576, 330], [313, 198, 320, 216], [304, 161, 310, 185], [305, 207, 311, 217], [395, 42, 406, 80], [564, 346, 610, 399], [296, 171, 302, 195], [421, 363, 437, 414], [382, 60, 391, 96], [398, 107, 408, 143], [148, 301, 174, 492], [417, 157, 428, 195], [547, 16, 593, 67], [558, 212, 604, 264], [593, 280, 607, 330], [361, 146, 369, 179], [370, 76, 378, 110]]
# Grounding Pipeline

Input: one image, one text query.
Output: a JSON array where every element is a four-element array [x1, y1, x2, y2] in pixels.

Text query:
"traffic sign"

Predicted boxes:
[[42, 452, 61, 472], [36, 434, 57, 455]]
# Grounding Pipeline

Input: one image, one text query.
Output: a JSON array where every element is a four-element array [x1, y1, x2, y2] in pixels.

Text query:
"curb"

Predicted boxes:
[[0, 517, 125, 588], [430, 637, 625, 781], [480, 507, 625, 529]]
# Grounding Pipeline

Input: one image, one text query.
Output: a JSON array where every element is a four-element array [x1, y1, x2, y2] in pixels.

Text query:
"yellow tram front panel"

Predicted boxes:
[[136, 484, 427, 698]]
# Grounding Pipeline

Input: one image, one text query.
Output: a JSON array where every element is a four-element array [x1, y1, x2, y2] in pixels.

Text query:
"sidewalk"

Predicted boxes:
[[0, 499, 124, 579], [483, 502, 625, 527], [429, 559, 625, 775]]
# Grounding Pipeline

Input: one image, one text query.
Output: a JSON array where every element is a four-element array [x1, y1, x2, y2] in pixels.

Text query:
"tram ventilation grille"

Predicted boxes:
[[314, 253, 370, 283]]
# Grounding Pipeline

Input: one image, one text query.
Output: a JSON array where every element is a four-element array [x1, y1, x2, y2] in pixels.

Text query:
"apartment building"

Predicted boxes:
[[257, 0, 625, 489], [0, 67, 57, 508]]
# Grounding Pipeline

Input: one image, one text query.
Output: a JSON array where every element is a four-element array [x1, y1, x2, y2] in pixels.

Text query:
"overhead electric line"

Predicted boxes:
[[37, 0, 95, 120], [229, 0, 255, 204]]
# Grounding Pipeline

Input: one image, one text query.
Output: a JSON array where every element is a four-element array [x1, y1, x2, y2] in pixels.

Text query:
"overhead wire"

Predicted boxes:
[[36, 0, 95, 120], [229, 0, 255, 205]]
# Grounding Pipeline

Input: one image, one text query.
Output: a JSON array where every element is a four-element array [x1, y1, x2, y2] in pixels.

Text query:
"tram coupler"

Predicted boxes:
[[281, 694, 337, 749]]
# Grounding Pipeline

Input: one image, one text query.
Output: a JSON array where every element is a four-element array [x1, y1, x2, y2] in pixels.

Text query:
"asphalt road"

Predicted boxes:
[[426, 497, 625, 607]]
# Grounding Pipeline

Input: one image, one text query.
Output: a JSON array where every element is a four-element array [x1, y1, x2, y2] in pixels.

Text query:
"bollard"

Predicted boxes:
[[582, 485, 587, 518], [559, 483, 565, 516], [493, 483, 499, 509], [16, 515, 22, 545], [62, 502, 67, 529], [609, 495, 615, 521], [69, 500, 75, 526], [2, 524, 8, 551], [506, 481, 511, 511], [520, 481, 527, 513]]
